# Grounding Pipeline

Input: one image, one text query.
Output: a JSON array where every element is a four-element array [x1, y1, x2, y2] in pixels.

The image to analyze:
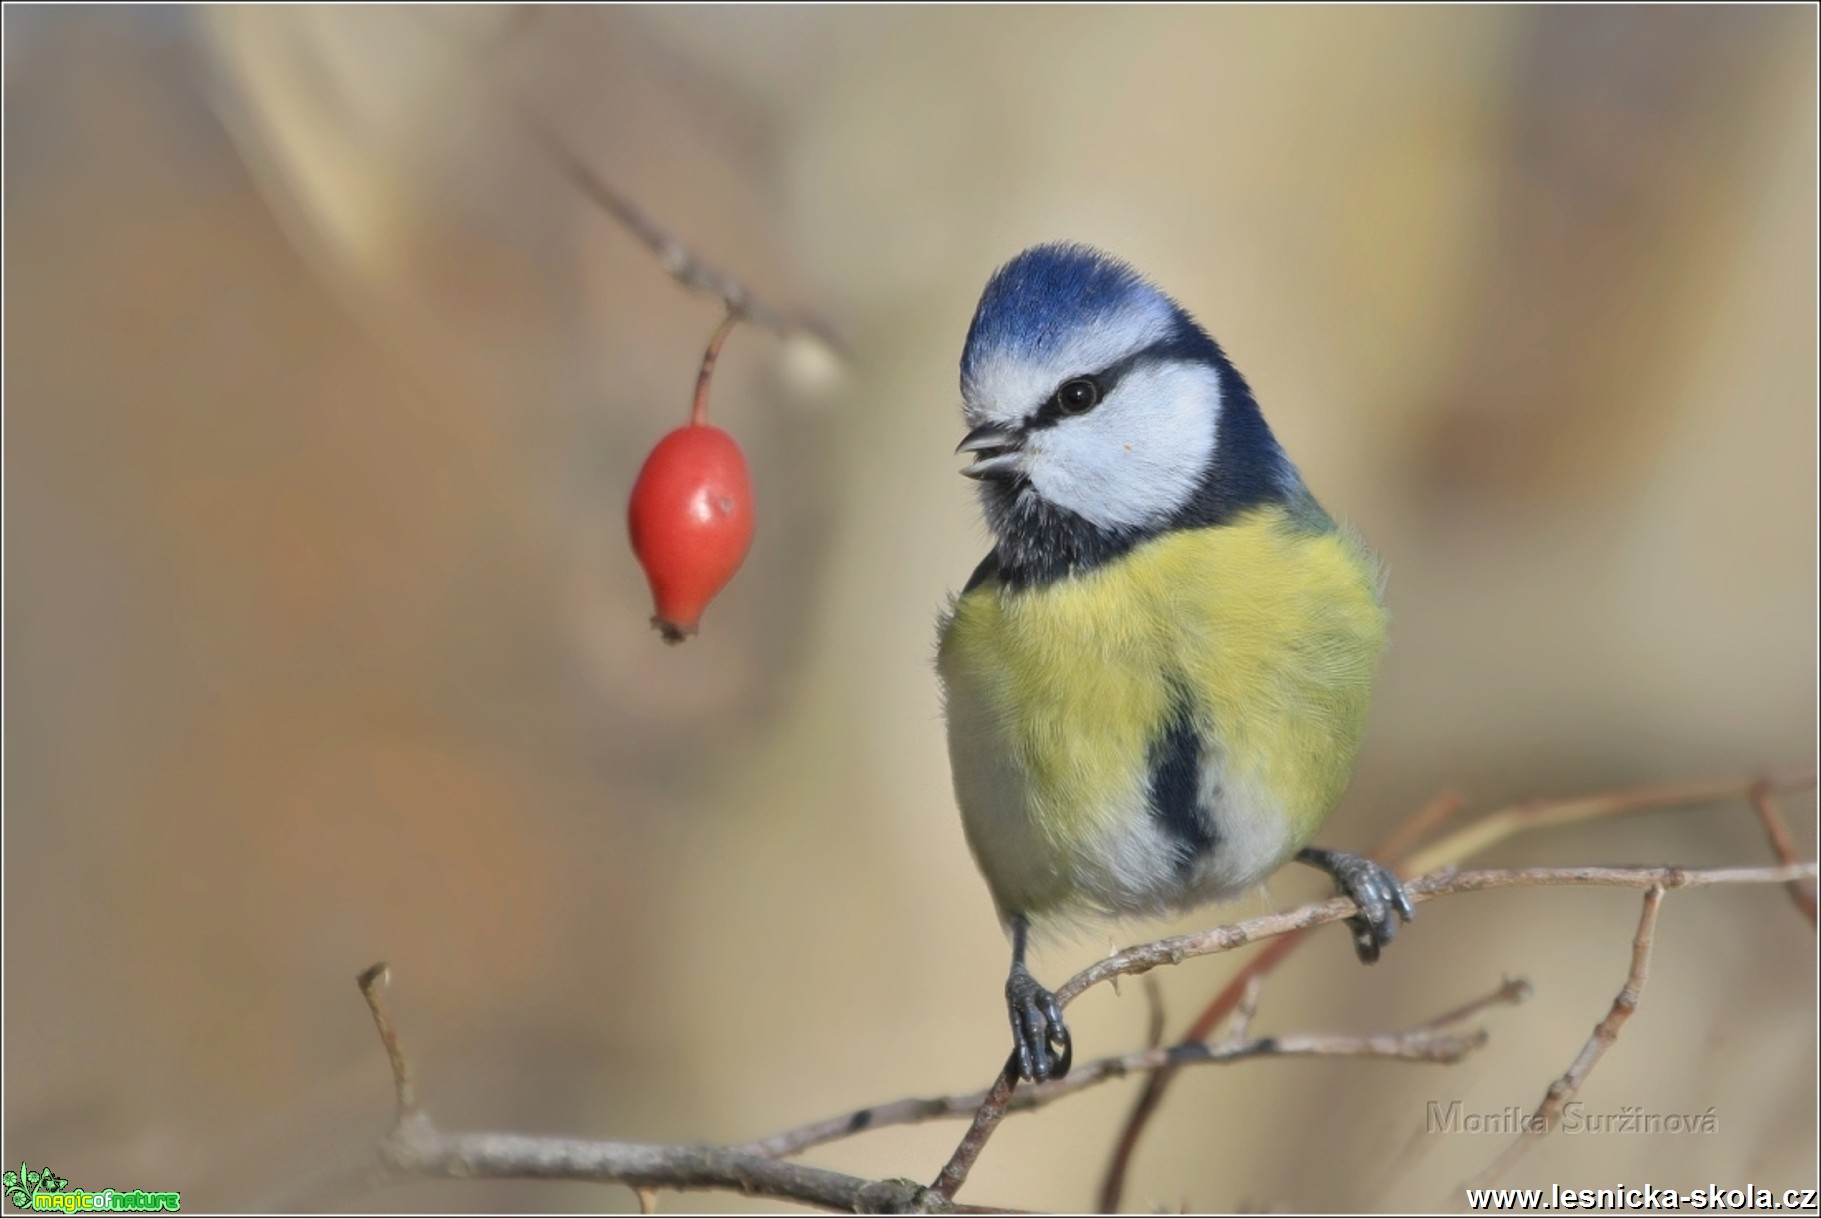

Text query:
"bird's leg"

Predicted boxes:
[[1004, 916, 1071, 1082], [1296, 847, 1416, 964]]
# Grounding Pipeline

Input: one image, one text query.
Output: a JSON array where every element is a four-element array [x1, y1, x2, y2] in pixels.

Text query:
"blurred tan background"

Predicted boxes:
[[4, 5, 1816, 1213]]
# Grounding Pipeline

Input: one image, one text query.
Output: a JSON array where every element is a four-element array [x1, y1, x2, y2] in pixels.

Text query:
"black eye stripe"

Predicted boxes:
[[1026, 336, 1190, 430]]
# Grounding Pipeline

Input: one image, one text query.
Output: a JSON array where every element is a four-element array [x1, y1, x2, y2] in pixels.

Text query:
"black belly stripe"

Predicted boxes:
[[1147, 691, 1217, 869]]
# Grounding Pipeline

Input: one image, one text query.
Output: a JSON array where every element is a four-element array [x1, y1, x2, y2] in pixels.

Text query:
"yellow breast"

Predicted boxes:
[[938, 505, 1387, 919]]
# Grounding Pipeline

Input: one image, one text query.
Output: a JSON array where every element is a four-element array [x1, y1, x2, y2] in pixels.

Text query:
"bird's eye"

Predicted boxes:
[[1056, 377, 1101, 415]]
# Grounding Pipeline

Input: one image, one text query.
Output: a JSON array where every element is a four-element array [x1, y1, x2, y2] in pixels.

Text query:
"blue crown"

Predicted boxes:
[[961, 243, 1177, 385]]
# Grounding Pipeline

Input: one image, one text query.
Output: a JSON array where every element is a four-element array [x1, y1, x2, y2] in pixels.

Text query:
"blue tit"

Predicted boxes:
[[936, 243, 1414, 1083]]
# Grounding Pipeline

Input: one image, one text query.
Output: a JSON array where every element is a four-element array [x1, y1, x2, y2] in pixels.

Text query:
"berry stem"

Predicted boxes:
[[691, 312, 741, 426]]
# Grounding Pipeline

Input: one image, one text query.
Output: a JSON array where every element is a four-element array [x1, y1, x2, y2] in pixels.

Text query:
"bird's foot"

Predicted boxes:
[[1005, 964, 1071, 1082], [1297, 847, 1415, 964]]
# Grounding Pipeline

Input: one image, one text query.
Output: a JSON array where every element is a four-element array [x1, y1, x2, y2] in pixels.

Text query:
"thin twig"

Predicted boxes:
[[357, 963, 417, 1120], [690, 311, 740, 427], [1098, 785, 1472, 1212], [356, 964, 964, 1215], [1401, 769, 1815, 878], [349, 861, 1811, 1212], [1095, 768, 1816, 1212], [1096, 929, 1301, 1211], [379, 1124, 945, 1214], [929, 1060, 1018, 1204], [1220, 974, 1265, 1049], [1414, 977, 1534, 1031], [1142, 976, 1168, 1051], [513, 96, 837, 348], [1463, 887, 1666, 1191], [433, 8, 840, 349], [1750, 782, 1818, 927], [1374, 789, 1472, 866], [937, 861, 1812, 1206], [924, 1011, 1499, 1205], [735, 978, 1514, 1160], [1062, 863, 1809, 1011]]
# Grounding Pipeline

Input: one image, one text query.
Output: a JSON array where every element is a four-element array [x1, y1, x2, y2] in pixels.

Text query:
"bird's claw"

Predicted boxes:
[[1005, 966, 1071, 1082], [1299, 847, 1415, 964]]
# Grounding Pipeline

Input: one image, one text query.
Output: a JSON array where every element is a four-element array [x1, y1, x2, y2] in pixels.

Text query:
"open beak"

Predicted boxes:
[[956, 422, 1024, 481]]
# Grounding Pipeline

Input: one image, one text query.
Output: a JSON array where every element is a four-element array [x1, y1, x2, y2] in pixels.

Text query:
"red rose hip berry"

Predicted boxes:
[[627, 314, 755, 644], [628, 422, 754, 643]]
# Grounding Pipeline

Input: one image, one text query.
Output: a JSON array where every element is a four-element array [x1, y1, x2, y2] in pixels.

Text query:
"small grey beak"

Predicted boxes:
[[955, 422, 1019, 455], [956, 422, 1024, 481]]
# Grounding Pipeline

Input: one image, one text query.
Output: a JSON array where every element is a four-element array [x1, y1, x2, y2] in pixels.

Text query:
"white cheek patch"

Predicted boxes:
[[963, 298, 1176, 426], [1025, 363, 1222, 529]]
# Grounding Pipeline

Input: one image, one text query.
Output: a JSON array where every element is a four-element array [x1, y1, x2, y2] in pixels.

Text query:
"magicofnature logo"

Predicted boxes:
[[4, 1164, 179, 1212], [4, 1166, 66, 1210]]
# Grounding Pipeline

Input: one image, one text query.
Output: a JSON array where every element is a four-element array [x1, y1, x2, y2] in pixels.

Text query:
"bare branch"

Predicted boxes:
[[1414, 977, 1534, 1032], [1095, 768, 1816, 1213], [1219, 974, 1265, 1049], [357, 963, 417, 1120], [1464, 887, 1666, 1191], [1372, 788, 1471, 865], [355, 963, 957, 1215], [943, 861, 1812, 1206], [377, 1123, 936, 1214], [929, 1061, 1018, 1204], [1097, 929, 1301, 1212], [1750, 782, 1818, 927], [1401, 768, 1816, 877], [1142, 975, 1167, 1051], [515, 101, 837, 346], [1060, 863, 1811, 1011], [737, 979, 1513, 1161], [347, 859, 1811, 1213], [432, 9, 840, 349]]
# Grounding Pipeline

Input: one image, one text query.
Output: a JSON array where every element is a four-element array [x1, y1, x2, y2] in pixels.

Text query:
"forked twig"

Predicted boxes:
[[1095, 769, 1815, 1212], [1462, 887, 1666, 1191], [934, 861, 1813, 1205], [1750, 782, 1818, 927], [355, 965, 954, 1214], [342, 861, 1812, 1212], [737, 997, 1503, 1161]]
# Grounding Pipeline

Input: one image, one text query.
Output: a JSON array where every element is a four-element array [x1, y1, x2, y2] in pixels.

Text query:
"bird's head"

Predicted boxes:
[[956, 242, 1300, 585]]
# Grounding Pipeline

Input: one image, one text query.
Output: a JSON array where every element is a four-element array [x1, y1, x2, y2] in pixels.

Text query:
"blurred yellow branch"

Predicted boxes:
[[1401, 768, 1817, 878]]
